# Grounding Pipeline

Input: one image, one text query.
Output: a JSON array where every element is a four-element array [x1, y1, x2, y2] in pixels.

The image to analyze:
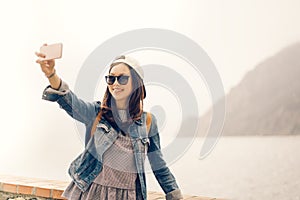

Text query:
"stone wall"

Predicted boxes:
[[0, 174, 227, 200], [0, 191, 49, 200]]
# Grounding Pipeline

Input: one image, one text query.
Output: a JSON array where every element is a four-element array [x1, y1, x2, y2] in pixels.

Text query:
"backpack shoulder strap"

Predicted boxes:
[[146, 112, 152, 134]]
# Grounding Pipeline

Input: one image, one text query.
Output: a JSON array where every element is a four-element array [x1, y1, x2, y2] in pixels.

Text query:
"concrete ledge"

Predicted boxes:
[[0, 174, 227, 200], [0, 175, 68, 200]]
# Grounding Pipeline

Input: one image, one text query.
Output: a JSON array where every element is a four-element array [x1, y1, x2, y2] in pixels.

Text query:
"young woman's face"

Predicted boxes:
[[108, 63, 133, 103]]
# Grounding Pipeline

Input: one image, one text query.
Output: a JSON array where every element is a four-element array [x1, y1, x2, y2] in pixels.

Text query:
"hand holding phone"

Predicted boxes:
[[39, 43, 63, 61]]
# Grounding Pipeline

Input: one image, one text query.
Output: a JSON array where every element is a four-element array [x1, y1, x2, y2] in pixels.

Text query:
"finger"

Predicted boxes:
[[36, 59, 46, 64], [36, 59, 42, 64], [35, 52, 46, 58]]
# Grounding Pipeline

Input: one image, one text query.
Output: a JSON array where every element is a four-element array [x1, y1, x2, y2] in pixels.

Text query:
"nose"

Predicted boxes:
[[112, 78, 120, 86]]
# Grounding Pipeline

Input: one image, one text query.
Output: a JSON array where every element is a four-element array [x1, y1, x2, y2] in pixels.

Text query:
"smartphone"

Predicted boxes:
[[40, 43, 63, 60]]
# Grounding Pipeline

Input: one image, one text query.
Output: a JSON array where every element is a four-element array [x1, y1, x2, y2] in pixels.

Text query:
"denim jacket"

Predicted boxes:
[[42, 80, 183, 200]]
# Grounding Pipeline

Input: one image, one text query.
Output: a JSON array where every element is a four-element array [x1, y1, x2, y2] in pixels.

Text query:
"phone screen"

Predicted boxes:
[[40, 43, 63, 60]]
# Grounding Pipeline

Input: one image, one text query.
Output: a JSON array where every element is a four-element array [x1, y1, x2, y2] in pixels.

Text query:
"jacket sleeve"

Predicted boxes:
[[147, 114, 183, 200], [42, 80, 100, 125]]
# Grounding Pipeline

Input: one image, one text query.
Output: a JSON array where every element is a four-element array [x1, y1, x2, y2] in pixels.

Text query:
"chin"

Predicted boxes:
[[112, 95, 128, 102]]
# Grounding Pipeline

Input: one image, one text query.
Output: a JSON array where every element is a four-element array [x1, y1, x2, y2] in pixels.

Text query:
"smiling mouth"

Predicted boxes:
[[113, 88, 124, 93]]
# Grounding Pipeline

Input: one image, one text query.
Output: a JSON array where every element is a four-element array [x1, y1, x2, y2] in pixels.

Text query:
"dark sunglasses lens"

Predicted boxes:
[[118, 76, 129, 85], [105, 75, 129, 85], [105, 76, 115, 85]]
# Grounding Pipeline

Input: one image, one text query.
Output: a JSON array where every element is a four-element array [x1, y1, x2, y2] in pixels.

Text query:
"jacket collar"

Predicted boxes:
[[134, 118, 143, 126], [134, 112, 147, 126]]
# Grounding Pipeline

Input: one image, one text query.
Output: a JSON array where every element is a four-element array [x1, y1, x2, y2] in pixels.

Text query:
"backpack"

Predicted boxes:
[[146, 112, 152, 134]]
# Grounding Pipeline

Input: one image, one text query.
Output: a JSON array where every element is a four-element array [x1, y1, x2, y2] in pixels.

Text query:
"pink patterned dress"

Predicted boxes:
[[62, 110, 143, 200]]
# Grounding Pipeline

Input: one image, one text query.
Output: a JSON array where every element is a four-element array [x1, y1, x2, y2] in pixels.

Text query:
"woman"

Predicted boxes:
[[35, 44, 183, 200]]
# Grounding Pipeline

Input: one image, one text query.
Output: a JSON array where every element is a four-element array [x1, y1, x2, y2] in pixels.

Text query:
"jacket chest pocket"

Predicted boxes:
[[94, 123, 117, 155]]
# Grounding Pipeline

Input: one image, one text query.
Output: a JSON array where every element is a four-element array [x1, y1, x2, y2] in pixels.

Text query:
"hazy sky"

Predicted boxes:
[[0, 0, 299, 181]]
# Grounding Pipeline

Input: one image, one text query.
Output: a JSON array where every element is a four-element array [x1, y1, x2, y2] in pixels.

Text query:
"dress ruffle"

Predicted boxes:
[[62, 181, 140, 200]]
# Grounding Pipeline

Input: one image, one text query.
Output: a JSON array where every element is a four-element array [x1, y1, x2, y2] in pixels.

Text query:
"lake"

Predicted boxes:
[[146, 136, 300, 200]]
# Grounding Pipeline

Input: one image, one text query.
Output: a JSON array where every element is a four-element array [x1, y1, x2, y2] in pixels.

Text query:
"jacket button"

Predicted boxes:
[[142, 138, 149, 144]]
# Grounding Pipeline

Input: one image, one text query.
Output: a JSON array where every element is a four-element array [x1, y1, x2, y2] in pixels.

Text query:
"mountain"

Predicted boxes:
[[198, 43, 300, 136]]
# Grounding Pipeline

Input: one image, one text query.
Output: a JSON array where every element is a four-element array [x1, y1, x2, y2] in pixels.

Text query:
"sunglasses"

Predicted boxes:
[[105, 75, 130, 85]]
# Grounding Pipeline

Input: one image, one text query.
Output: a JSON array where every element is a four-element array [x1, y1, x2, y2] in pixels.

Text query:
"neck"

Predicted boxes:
[[115, 99, 128, 109]]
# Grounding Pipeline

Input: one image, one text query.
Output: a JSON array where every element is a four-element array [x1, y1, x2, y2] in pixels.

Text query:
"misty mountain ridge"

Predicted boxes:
[[195, 42, 300, 136]]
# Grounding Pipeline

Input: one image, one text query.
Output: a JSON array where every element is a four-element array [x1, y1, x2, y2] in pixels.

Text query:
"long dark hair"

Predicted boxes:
[[90, 55, 146, 136]]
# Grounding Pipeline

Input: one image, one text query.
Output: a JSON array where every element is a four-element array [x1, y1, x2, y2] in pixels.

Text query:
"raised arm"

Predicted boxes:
[[35, 44, 61, 89], [35, 44, 100, 125]]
